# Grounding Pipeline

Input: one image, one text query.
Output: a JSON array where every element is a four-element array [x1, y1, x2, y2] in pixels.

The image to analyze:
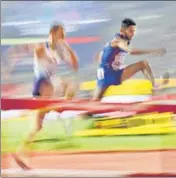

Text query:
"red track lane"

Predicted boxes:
[[2, 150, 176, 175]]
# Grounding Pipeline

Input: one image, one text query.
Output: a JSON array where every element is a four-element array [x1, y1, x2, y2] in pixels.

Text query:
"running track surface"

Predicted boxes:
[[2, 150, 176, 177]]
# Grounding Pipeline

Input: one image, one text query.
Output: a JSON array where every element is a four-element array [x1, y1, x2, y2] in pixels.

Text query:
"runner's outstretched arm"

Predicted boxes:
[[111, 38, 166, 56]]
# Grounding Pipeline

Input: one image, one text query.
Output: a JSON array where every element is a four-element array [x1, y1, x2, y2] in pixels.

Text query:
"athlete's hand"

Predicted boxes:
[[151, 47, 167, 56]]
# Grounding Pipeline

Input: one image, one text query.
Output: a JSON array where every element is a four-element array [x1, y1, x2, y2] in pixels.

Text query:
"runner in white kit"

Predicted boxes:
[[32, 23, 78, 98]]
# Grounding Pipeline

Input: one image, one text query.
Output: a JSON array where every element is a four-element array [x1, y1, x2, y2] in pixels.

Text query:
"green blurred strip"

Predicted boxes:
[[1, 38, 47, 45]]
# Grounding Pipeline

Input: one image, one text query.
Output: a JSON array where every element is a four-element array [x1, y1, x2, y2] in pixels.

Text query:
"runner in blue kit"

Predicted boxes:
[[93, 18, 167, 100]]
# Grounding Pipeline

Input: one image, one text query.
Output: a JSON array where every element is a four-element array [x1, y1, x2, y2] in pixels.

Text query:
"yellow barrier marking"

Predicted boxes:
[[93, 112, 173, 128], [79, 79, 176, 95], [76, 112, 175, 136], [75, 123, 176, 136]]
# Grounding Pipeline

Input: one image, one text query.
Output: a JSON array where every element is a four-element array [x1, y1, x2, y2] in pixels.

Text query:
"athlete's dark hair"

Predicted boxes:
[[121, 18, 136, 28]]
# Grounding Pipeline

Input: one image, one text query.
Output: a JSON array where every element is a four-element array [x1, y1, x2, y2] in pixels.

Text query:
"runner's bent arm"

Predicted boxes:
[[65, 43, 79, 71], [56, 40, 79, 71]]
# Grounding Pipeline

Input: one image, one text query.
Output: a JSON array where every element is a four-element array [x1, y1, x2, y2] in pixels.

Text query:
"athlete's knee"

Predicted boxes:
[[139, 60, 149, 69], [141, 60, 149, 66]]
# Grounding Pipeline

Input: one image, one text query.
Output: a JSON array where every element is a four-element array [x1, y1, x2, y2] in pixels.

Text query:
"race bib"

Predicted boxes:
[[97, 68, 104, 80]]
